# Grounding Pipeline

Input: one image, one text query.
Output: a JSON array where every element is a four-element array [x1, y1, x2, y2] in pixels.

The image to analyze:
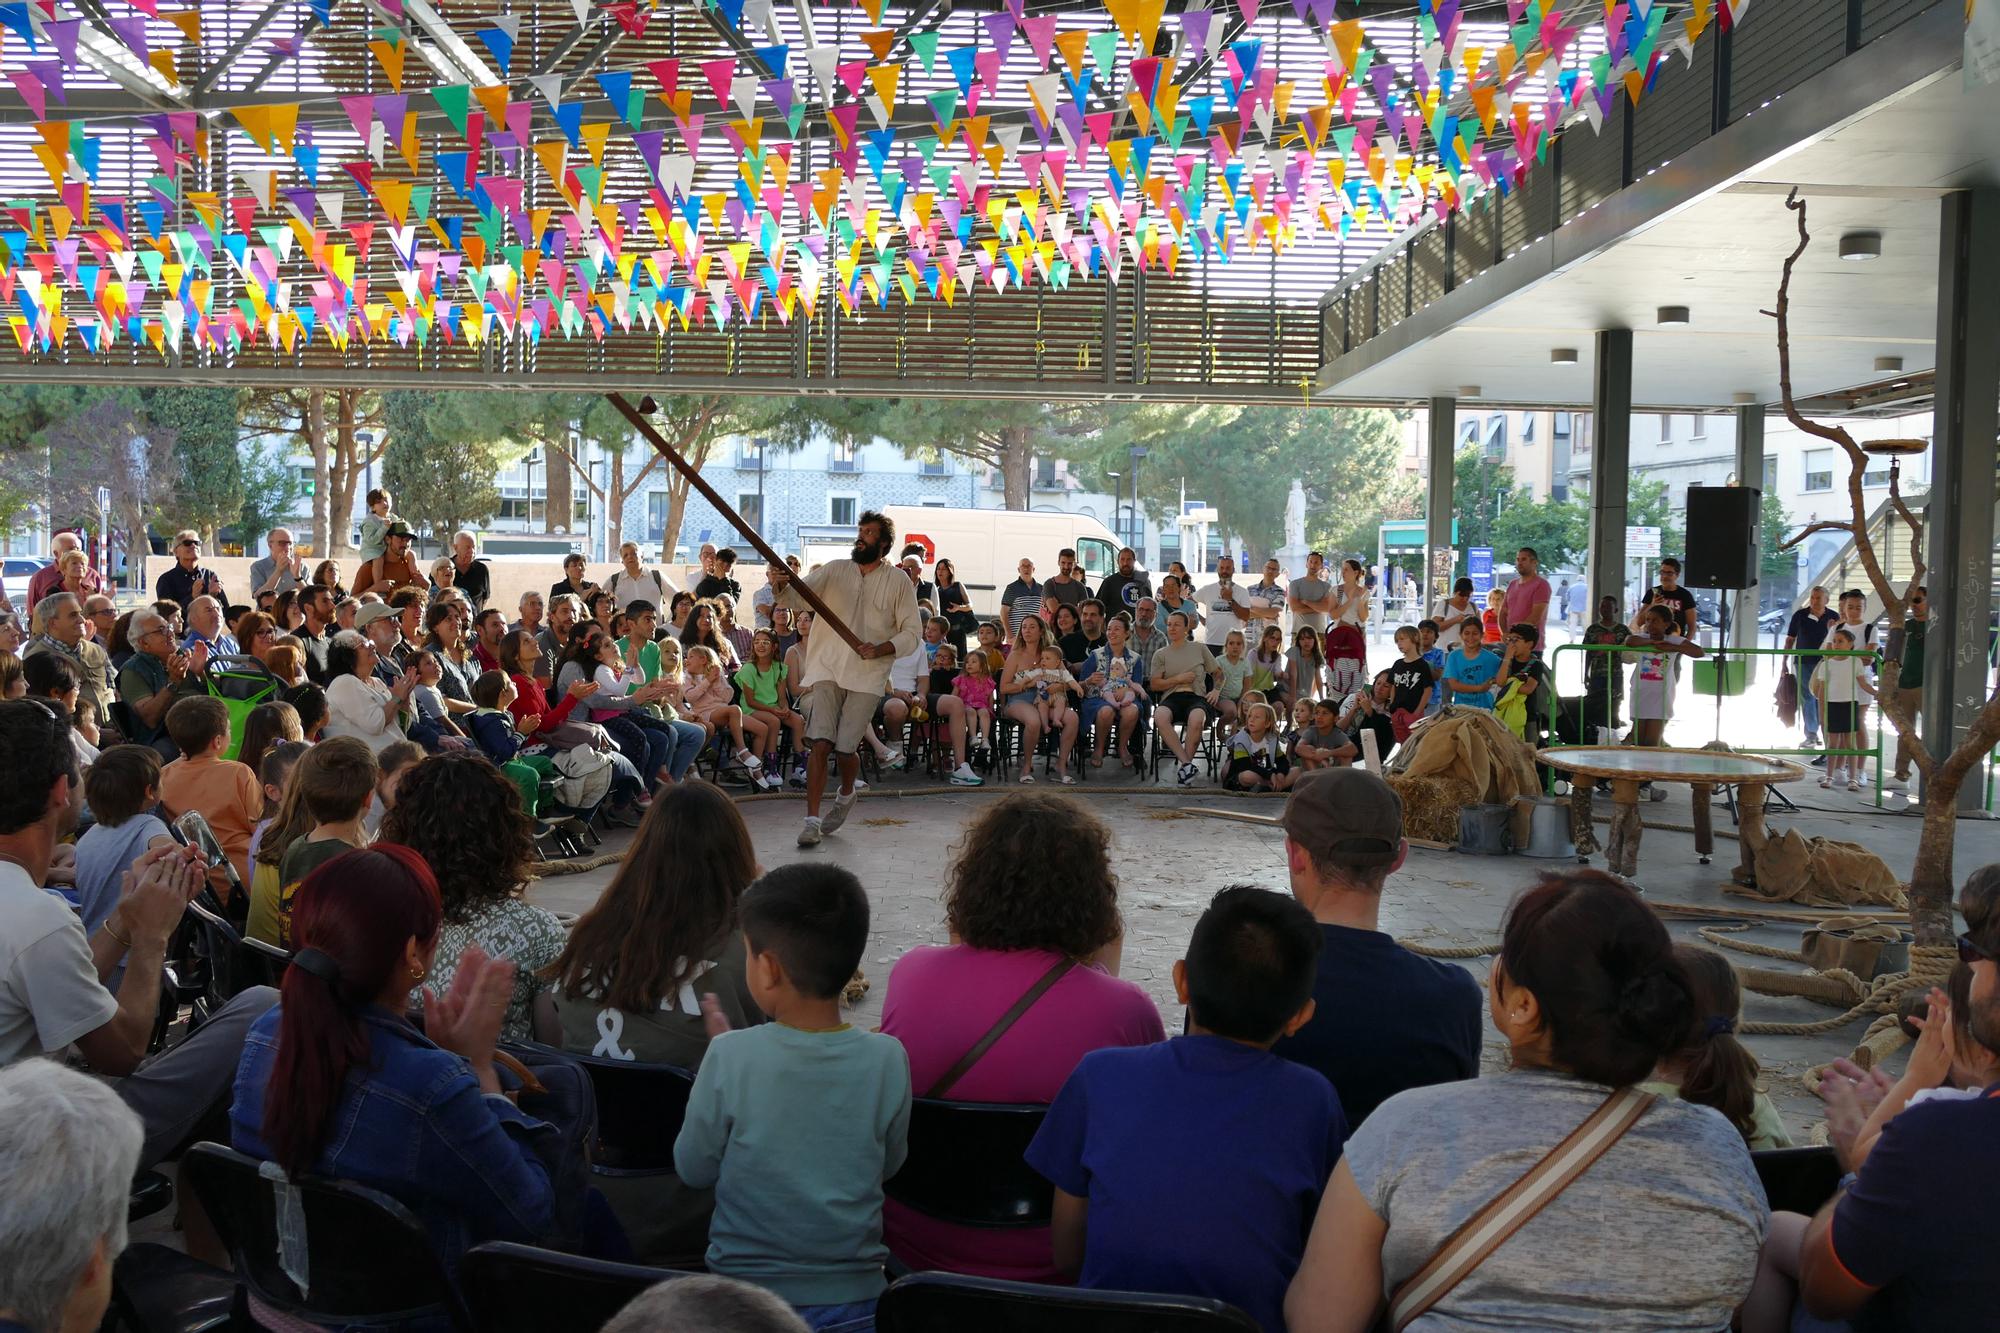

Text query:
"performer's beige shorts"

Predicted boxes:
[[805, 681, 879, 754]]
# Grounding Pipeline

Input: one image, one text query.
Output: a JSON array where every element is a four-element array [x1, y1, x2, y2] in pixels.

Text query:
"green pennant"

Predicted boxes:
[[1088, 30, 1120, 77], [409, 185, 434, 221], [908, 30, 941, 74], [147, 173, 178, 201], [786, 104, 806, 136], [1163, 113, 1188, 149], [623, 88, 647, 131], [914, 134, 940, 164], [927, 89, 957, 125], [573, 166, 603, 204], [432, 84, 472, 138]]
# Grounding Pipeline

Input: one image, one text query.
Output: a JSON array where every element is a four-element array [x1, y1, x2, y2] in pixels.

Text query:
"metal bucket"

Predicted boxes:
[[1517, 796, 1577, 859], [1457, 803, 1512, 855]]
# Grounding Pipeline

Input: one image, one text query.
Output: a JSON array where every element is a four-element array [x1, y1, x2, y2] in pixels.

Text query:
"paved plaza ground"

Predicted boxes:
[[528, 760, 2000, 1142]]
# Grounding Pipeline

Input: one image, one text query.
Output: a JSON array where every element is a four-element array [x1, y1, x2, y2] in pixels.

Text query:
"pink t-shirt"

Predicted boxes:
[[880, 943, 1165, 1281], [1503, 575, 1551, 634]]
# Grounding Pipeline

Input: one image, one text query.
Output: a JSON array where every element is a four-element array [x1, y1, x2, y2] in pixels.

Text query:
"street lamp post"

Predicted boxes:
[[755, 438, 769, 542], [1104, 471, 1120, 547], [523, 449, 540, 532], [1126, 445, 1148, 558]]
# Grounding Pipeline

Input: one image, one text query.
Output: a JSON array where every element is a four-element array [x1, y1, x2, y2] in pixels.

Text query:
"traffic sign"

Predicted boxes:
[[1468, 546, 1494, 595], [1626, 525, 1662, 557]]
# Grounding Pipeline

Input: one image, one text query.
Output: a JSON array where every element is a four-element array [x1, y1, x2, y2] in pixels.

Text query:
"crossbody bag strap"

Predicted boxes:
[[1386, 1087, 1657, 1333], [924, 957, 1076, 1099]]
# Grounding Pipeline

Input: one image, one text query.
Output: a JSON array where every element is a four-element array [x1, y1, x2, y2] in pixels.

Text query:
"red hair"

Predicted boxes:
[[264, 843, 442, 1177]]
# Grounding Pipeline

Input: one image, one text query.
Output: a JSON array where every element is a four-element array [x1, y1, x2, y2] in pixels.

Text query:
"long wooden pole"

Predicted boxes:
[[605, 393, 867, 654]]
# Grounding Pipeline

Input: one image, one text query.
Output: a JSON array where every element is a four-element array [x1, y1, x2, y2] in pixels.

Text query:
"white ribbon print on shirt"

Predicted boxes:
[[591, 958, 717, 1061]]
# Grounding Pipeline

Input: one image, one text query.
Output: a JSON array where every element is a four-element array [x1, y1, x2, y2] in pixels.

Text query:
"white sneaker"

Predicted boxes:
[[1177, 762, 1197, 786], [797, 817, 823, 848], [950, 763, 984, 786], [737, 749, 762, 772], [821, 786, 858, 834]]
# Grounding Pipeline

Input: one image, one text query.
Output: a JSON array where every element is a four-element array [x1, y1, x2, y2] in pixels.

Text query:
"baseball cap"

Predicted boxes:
[[385, 520, 415, 538], [1282, 768, 1404, 868], [354, 602, 400, 629]]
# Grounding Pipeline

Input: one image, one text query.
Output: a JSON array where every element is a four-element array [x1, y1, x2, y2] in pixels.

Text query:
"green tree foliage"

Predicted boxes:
[[142, 386, 243, 543], [1451, 446, 1516, 557], [235, 441, 305, 550], [380, 392, 504, 552], [1075, 403, 1409, 559], [1761, 491, 1795, 586], [1492, 496, 1590, 571]]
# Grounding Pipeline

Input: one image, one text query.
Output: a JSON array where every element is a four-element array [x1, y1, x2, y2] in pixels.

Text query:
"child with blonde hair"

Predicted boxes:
[[1225, 701, 1294, 792], [684, 643, 767, 773], [954, 645, 997, 755]]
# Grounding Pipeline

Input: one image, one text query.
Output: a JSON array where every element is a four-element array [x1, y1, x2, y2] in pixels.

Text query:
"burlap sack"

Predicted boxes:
[[1737, 829, 1908, 909], [1392, 708, 1542, 847], [1801, 919, 1910, 980]]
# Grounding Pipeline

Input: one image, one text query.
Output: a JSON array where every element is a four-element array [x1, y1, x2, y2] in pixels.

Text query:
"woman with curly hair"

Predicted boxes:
[[381, 751, 562, 1043], [880, 792, 1163, 1280]]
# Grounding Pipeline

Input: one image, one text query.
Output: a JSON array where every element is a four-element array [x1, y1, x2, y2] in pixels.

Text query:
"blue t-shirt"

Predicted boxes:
[[1422, 647, 1446, 709], [1271, 924, 1483, 1126], [1025, 1034, 1347, 1333], [72, 813, 171, 935], [1445, 647, 1501, 709], [1830, 1083, 2000, 1330]]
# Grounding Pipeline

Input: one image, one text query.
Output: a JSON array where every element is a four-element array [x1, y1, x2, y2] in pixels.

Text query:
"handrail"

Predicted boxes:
[[1542, 641, 1886, 807]]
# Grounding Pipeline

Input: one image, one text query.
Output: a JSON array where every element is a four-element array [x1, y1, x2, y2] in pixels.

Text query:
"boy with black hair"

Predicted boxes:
[[74, 745, 174, 935], [269, 736, 377, 949], [1027, 885, 1346, 1333], [1496, 622, 1552, 747], [675, 864, 911, 1328], [157, 695, 262, 889]]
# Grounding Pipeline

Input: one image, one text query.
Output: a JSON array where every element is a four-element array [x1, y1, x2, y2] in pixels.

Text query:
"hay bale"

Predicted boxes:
[[1388, 774, 1479, 845]]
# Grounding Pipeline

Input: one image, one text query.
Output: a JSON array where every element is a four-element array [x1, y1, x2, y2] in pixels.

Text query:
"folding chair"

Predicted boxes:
[[884, 1100, 1051, 1229], [877, 1272, 1261, 1333], [460, 1241, 681, 1333], [1753, 1146, 1842, 1216]]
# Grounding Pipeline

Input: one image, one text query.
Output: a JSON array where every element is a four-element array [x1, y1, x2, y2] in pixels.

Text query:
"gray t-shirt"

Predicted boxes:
[[1289, 575, 1331, 632], [1148, 640, 1219, 696], [1347, 1067, 1766, 1331], [0, 864, 117, 1066]]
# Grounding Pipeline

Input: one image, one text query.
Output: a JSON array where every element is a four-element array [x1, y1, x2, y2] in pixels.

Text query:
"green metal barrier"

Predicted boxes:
[[1543, 642, 1887, 808]]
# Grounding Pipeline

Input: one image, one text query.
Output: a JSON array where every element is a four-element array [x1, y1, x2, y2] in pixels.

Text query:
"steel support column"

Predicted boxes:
[[1587, 330, 1634, 611], [1424, 397, 1456, 610], [1733, 404, 1766, 671], [1923, 188, 2000, 810]]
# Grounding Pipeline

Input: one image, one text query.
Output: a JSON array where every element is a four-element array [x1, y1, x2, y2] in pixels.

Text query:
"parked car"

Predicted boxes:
[[1, 556, 48, 608]]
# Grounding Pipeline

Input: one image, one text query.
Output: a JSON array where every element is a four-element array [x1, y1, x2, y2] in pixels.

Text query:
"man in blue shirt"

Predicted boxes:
[[1028, 885, 1345, 1333], [1269, 769, 1482, 1124]]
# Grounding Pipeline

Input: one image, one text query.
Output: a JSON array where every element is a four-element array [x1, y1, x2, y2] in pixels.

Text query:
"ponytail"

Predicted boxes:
[[264, 845, 441, 1177], [1671, 944, 1762, 1141]]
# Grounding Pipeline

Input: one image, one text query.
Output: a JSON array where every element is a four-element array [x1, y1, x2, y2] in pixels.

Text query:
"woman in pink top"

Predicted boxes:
[[880, 793, 1165, 1281]]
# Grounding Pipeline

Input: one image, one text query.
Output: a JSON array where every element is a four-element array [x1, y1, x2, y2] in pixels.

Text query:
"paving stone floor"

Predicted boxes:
[[528, 769, 2000, 1140]]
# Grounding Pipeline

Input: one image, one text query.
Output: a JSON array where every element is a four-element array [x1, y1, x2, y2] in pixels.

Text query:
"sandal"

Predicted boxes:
[[1058, 773, 1076, 785], [1019, 772, 1036, 784]]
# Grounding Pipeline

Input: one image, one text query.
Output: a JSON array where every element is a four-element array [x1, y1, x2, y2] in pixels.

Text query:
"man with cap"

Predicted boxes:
[[1269, 768, 1482, 1125], [354, 601, 406, 687], [349, 522, 425, 599]]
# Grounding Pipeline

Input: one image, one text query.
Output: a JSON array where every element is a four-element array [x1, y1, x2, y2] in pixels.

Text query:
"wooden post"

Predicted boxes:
[[1691, 783, 1715, 865], [1606, 779, 1644, 879], [605, 393, 866, 655], [1569, 781, 1598, 861], [1735, 784, 1771, 888]]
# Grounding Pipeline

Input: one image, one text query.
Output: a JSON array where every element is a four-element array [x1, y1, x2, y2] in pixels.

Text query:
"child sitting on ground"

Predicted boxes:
[[1027, 885, 1345, 1333], [954, 647, 997, 755], [1337, 672, 1396, 764], [157, 695, 263, 891], [1225, 702, 1294, 793], [674, 864, 911, 1329], [1294, 699, 1358, 771]]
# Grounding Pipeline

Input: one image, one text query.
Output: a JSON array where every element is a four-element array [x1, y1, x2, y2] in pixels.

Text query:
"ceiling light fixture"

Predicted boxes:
[[1873, 355, 1904, 373], [1732, 392, 1758, 406], [1656, 306, 1691, 326], [1839, 232, 1883, 261], [1456, 385, 1482, 398], [1550, 348, 1578, 364]]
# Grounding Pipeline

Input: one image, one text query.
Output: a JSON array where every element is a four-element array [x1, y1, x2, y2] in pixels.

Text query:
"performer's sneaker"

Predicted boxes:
[[821, 787, 858, 835], [797, 817, 823, 848], [950, 763, 984, 786]]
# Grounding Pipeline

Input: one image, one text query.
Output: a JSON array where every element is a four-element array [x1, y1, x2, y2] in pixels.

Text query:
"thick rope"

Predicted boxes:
[[1699, 922, 1808, 963], [1733, 944, 1955, 1037]]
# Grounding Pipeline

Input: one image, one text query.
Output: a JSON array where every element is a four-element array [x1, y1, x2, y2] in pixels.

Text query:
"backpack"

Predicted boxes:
[[548, 744, 616, 809]]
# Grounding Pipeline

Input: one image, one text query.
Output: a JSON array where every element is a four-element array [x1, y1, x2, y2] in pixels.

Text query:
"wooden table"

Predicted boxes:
[[1535, 746, 1807, 881]]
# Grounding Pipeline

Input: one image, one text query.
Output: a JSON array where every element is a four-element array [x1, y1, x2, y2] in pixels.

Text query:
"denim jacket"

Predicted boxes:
[[231, 1004, 558, 1271]]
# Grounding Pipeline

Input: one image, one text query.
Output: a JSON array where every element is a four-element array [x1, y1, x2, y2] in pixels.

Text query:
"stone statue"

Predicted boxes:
[[1285, 479, 1307, 555]]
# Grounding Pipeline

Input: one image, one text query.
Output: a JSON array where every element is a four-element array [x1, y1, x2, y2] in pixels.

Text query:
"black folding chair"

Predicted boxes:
[[459, 1241, 681, 1333], [884, 1099, 1051, 1229], [877, 1272, 1262, 1333], [510, 1042, 696, 1174], [183, 897, 291, 1027], [1753, 1145, 1843, 1216], [106, 1242, 244, 1333], [182, 1141, 474, 1330]]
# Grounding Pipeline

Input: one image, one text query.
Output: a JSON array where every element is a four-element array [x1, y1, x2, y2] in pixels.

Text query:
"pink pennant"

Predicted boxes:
[[7, 71, 45, 121]]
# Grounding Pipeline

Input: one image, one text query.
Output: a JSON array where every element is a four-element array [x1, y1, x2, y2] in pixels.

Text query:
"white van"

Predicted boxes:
[[801, 506, 1125, 617]]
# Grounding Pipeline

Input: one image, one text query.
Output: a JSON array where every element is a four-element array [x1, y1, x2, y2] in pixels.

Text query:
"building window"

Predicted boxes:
[[1553, 411, 1572, 441], [1761, 457, 1778, 491], [1690, 414, 1707, 439], [1035, 457, 1058, 487], [1658, 413, 1674, 442], [737, 439, 764, 469], [1862, 463, 1891, 489], [1457, 419, 1479, 448], [1804, 449, 1833, 492], [919, 456, 949, 476], [737, 492, 763, 533], [830, 440, 858, 472], [1483, 414, 1506, 458], [829, 495, 857, 527], [1520, 414, 1536, 444]]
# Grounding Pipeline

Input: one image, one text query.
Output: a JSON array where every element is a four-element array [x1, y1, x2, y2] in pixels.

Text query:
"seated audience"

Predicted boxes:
[[157, 695, 262, 888], [117, 608, 200, 756], [72, 745, 174, 936], [0, 702, 275, 1170], [1271, 770, 1481, 1125], [602, 1275, 809, 1333], [365, 739, 425, 840], [323, 630, 419, 751], [383, 752, 563, 1043], [1285, 871, 1767, 1332], [1789, 900, 2000, 1331], [23, 653, 97, 766], [1643, 944, 1792, 1151], [236, 699, 304, 777], [231, 845, 558, 1276], [881, 794, 1163, 1280], [674, 864, 910, 1331], [0, 1060, 146, 1333], [279, 737, 378, 945], [1028, 886, 1342, 1333], [548, 782, 766, 1258]]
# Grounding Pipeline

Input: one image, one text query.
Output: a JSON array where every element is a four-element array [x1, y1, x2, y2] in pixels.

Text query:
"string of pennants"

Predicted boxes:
[[0, 0, 1754, 359]]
